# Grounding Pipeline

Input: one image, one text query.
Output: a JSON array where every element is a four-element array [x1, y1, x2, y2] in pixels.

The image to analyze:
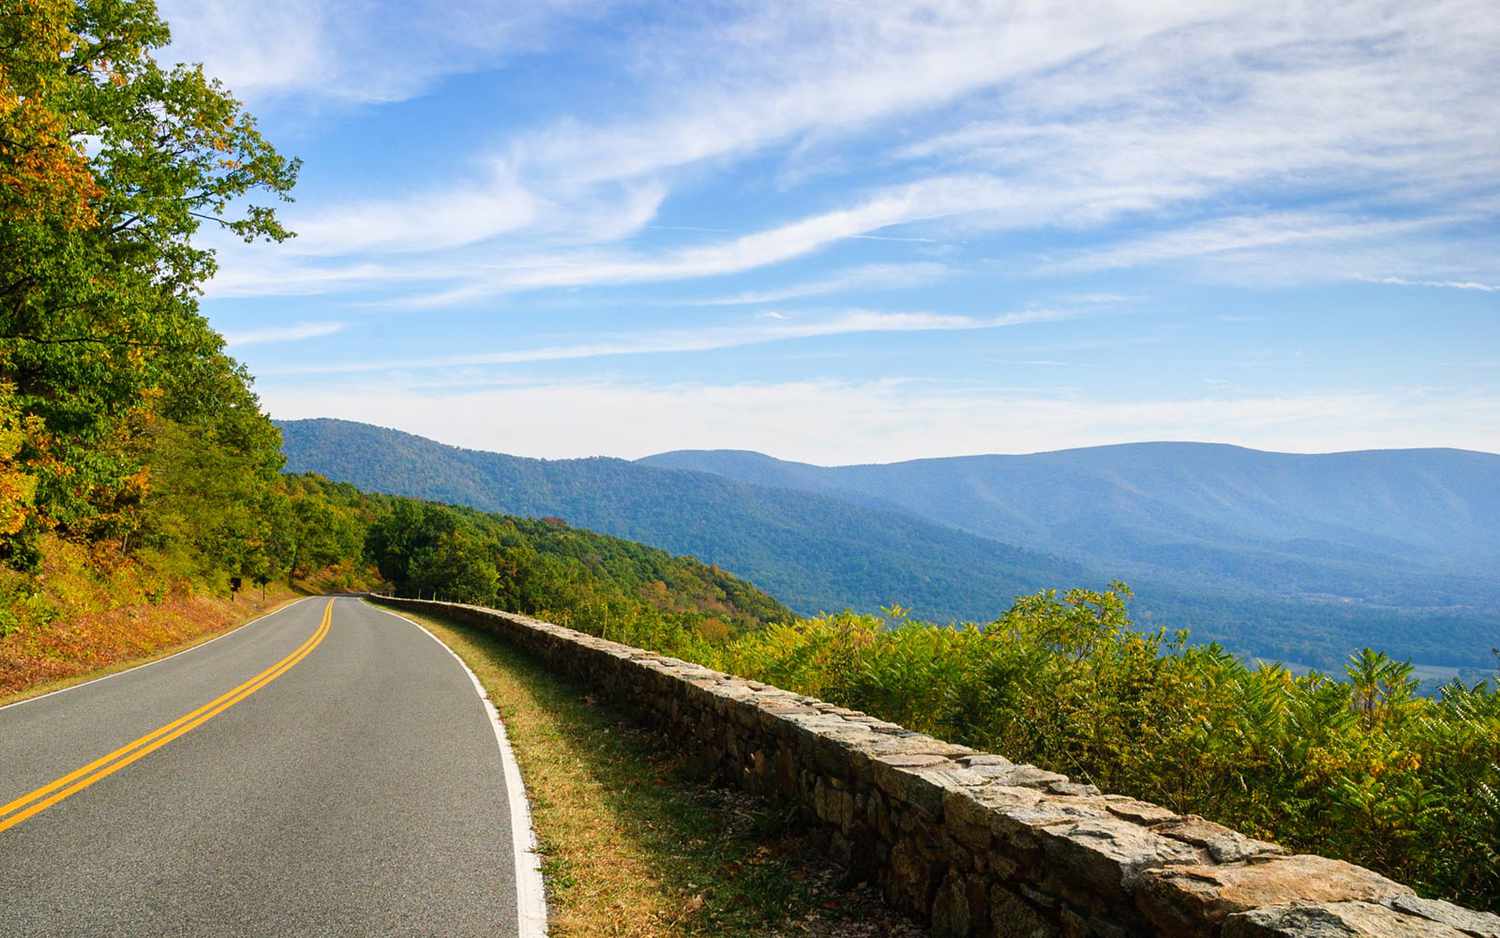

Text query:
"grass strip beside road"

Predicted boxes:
[[402, 606, 926, 938], [0, 588, 307, 707]]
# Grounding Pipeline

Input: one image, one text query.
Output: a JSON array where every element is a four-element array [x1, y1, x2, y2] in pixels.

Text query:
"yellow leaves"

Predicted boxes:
[[0, 390, 39, 537], [695, 616, 731, 644], [5, 0, 74, 62], [0, 94, 103, 228], [0, 0, 101, 230], [121, 466, 152, 500], [0, 468, 38, 537]]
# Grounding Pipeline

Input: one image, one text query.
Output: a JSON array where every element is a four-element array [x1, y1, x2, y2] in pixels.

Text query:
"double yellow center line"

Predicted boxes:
[[0, 600, 334, 835]]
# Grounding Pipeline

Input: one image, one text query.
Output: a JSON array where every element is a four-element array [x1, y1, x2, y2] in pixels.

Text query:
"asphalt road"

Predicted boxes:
[[0, 596, 523, 937]]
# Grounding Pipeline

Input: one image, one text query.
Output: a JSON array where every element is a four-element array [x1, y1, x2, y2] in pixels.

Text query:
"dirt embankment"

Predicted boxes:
[[0, 587, 300, 703]]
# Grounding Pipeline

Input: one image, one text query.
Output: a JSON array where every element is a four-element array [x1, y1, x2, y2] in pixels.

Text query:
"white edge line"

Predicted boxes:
[[365, 599, 549, 938], [0, 596, 316, 713]]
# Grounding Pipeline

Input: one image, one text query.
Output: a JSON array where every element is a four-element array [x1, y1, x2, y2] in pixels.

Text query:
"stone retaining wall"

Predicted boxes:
[[373, 596, 1499, 938]]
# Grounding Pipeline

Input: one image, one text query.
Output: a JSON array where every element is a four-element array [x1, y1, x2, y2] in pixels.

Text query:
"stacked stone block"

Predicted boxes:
[[374, 596, 1499, 938]]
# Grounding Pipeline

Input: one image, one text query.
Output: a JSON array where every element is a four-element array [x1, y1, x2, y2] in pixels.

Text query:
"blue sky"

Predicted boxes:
[[165, 1, 1499, 463]]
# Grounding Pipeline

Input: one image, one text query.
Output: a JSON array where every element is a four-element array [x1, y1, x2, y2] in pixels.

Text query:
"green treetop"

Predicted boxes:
[[0, 0, 298, 565]]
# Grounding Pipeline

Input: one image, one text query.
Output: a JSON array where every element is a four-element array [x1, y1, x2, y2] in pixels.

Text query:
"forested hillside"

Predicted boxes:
[[643, 443, 1500, 589], [283, 419, 1500, 671], [1, 0, 302, 637], [316, 474, 790, 642], [644, 445, 1500, 673], [278, 418, 1090, 619]]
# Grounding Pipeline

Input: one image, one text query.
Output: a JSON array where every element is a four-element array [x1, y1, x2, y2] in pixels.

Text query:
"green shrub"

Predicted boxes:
[[570, 584, 1498, 911]]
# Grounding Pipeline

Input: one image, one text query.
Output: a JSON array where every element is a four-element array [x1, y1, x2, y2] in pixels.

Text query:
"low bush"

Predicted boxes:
[[545, 584, 1499, 911]]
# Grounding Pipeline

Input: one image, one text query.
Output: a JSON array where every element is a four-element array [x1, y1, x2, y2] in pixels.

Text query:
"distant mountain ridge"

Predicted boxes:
[[279, 419, 1500, 671], [641, 443, 1500, 604], [276, 418, 1088, 621]]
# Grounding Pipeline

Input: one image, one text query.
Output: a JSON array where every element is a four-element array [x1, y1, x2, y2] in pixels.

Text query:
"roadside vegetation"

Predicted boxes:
[[0, 580, 300, 703], [3, 0, 1496, 917], [469, 580, 1497, 911], [714, 592, 1500, 910], [399, 604, 922, 938]]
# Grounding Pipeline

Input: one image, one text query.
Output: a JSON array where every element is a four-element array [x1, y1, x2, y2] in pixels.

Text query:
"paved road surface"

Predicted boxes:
[[0, 597, 524, 937]]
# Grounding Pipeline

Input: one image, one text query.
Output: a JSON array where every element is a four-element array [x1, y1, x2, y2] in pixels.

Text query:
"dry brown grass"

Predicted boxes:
[[0, 532, 381, 705], [0, 586, 305, 705], [400, 604, 928, 938]]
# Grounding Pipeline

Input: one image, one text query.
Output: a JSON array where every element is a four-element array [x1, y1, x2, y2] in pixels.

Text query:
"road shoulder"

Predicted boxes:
[[365, 601, 548, 938], [0, 592, 310, 710], [394, 604, 927, 938]]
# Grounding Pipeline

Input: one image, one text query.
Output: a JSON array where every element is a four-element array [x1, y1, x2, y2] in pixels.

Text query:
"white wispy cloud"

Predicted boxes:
[[503, 3, 1207, 189], [220, 172, 1098, 305], [377, 177, 1010, 306], [895, 5, 1500, 203], [203, 256, 437, 299], [160, 0, 603, 104], [683, 263, 951, 306], [1363, 276, 1500, 293], [285, 174, 540, 255], [1045, 213, 1456, 275], [222, 321, 346, 347], [196, 1, 1500, 304], [259, 308, 1072, 375], [284, 177, 666, 257]]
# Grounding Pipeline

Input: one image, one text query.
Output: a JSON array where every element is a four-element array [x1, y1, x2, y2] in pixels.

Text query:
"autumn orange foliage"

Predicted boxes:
[[0, 0, 103, 230], [0, 572, 296, 700], [0, 391, 39, 536]]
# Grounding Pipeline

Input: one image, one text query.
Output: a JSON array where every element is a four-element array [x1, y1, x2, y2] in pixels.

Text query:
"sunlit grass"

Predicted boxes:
[[401, 605, 923, 938], [0, 587, 305, 706]]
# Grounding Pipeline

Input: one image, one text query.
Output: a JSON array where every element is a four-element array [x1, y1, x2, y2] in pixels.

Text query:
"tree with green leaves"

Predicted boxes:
[[0, 0, 297, 566]]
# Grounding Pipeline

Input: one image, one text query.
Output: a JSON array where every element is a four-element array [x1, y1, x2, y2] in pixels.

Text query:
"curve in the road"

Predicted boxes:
[[0, 596, 541, 938], [0, 601, 333, 834], [368, 602, 548, 936]]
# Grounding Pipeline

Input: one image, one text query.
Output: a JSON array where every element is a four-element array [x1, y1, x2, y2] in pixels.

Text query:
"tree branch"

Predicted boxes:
[[0, 333, 187, 350], [188, 211, 231, 228]]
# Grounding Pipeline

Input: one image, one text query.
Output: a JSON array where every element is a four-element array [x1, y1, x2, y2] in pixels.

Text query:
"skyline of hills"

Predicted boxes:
[[280, 418, 1500, 673], [277, 418, 1089, 621], [641, 442, 1500, 605]]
